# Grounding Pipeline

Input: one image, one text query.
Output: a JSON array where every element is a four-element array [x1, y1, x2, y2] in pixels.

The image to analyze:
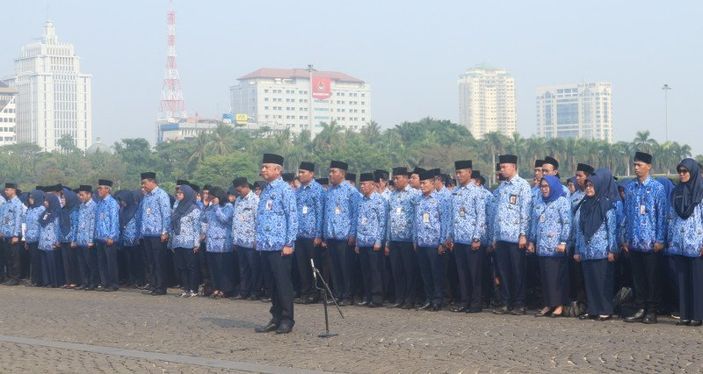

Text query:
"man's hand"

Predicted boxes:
[[160, 233, 169, 243], [373, 243, 381, 252], [653, 242, 664, 252], [438, 245, 446, 255], [193, 246, 199, 253], [518, 235, 527, 249], [621, 244, 629, 253], [471, 241, 481, 251], [70, 242, 77, 248], [384, 245, 390, 256], [11, 237, 18, 245], [354, 247, 360, 255], [347, 235, 356, 246], [607, 252, 616, 262], [527, 242, 535, 254], [573, 254, 581, 262], [106, 238, 114, 247], [282, 246, 294, 256], [313, 237, 322, 247], [321, 240, 328, 248], [556, 243, 566, 253]]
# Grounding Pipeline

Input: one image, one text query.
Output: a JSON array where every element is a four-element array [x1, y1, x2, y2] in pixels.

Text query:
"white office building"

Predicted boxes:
[[0, 82, 17, 146], [230, 68, 371, 136], [458, 67, 517, 139], [536, 82, 613, 142], [10, 21, 92, 151]]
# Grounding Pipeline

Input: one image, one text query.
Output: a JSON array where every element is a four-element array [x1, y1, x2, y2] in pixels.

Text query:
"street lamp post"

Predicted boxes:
[[662, 84, 671, 142]]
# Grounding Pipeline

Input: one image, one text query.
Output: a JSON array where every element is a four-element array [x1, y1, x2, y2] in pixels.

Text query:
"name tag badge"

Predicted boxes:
[[266, 200, 273, 211], [423, 212, 430, 223], [640, 204, 646, 215], [361, 217, 368, 225], [509, 195, 518, 205], [540, 214, 545, 223], [302, 206, 309, 215], [146, 208, 152, 215], [395, 207, 402, 214], [459, 208, 465, 217], [335, 206, 341, 215]]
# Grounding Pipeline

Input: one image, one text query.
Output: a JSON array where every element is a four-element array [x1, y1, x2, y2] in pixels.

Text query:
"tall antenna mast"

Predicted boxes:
[[160, 0, 186, 120]]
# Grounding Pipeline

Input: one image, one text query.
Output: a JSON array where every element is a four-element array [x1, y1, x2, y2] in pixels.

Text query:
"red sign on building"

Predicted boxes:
[[311, 76, 332, 100]]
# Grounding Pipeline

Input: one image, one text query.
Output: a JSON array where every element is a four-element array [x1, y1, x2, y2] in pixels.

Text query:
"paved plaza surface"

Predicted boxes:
[[0, 286, 701, 373]]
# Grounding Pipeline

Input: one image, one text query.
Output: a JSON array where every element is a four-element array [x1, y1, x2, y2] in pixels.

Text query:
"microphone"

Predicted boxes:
[[310, 259, 317, 281]]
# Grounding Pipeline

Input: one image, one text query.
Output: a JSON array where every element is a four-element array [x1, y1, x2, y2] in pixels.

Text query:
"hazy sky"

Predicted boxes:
[[2, 1, 703, 153]]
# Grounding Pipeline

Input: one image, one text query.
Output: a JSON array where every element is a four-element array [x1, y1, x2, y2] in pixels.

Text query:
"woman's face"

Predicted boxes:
[[585, 181, 595, 197], [43, 200, 49, 208], [176, 191, 184, 201], [540, 180, 551, 198], [678, 167, 690, 183]]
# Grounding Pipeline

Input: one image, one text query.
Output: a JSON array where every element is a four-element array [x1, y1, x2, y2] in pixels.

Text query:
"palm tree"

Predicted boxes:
[[188, 132, 210, 167], [483, 132, 507, 184], [209, 123, 234, 155]]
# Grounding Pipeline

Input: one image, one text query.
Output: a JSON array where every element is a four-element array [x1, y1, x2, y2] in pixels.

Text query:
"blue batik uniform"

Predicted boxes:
[[0, 196, 23, 239], [386, 185, 418, 243], [233, 191, 259, 249], [169, 208, 201, 249], [356, 192, 387, 248], [570, 189, 586, 212], [205, 204, 234, 252], [39, 218, 61, 251], [139, 186, 171, 238], [73, 199, 96, 247], [493, 175, 532, 244], [24, 206, 46, 244], [323, 181, 359, 241], [95, 195, 120, 243], [256, 177, 298, 251], [573, 207, 618, 260], [296, 180, 324, 240], [668, 205, 703, 257], [413, 192, 450, 248], [623, 176, 666, 251], [448, 183, 486, 245], [529, 196, 571, 257], [480, 187, 495, 246]]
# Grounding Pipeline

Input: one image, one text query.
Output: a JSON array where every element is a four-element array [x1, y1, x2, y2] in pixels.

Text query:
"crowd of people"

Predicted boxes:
[[0, 150, 702, 334]]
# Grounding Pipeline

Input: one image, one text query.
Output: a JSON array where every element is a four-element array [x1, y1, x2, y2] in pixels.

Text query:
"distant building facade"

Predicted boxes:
[[458, 67, 517, 139]]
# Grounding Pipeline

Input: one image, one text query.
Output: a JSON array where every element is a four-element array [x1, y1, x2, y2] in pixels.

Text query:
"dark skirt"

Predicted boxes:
[[582, 259, 614, 316], [676, 256, 703, 321], [207, 251, 235, 296], [538, 255, 569, 307]]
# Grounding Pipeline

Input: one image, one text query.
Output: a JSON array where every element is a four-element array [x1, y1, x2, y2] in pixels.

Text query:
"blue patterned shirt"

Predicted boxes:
[[121, 217, 139, 247], [95, 195, 120, 242], [529, 196, 571, 257], [73, 199, 97, 247], [323, 181, 360, 240], [38, 217, 61, 251], [139, 186, 172, 237], [0, 196, 23, 238], [386, 185, 419, 243], [623, 176, 666, 251], [24, 206, 45, 243], [169, 207, 201, 249], [296, 180, 324, 239], [573, 207, 618, 260], [667, 205, 703, 257], [205, 203, 234, 252], [256, 177, 298, 251], [413, 192, 450, 248], [448, 183, 486, 244], [493, 175, 532, 244], [61, 209, 79, 244], [356, 192, 387, 248], [233, 191, 259, 249]]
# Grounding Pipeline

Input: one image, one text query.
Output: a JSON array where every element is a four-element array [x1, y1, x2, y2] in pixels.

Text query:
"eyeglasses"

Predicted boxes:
[[678, 169, 689, 174], [540, 184, 550, 189]]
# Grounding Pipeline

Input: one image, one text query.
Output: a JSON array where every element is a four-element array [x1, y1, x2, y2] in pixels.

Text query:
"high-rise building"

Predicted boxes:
[[10, 21, 92, 151], [536, 82, 613, 143], [458, 67, 517, 139], [0, 82, 17, 146], [230, 67, 371, 136]]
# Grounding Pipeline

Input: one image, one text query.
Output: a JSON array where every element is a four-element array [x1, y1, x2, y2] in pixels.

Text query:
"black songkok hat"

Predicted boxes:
[[634, 151, 653, 164], [254, 181, 266, 189], [411, 167, 426, 175], [454, 160, 472, 170], [316, 177, 329, 185], [299, 161, 315, 172], [429, 168, 441, 177], [35, 185, 44, 191], [359, 172, 374, 182], [543, 156, 559, 169], [374, 169, 389, 181], [4, 182, 17, 189], [330, 160, 348, 171], [471, 170, 481, 179], [534, 160, 545, 168], [188, 183, 200, 193], [232, 177, 248, 188], [419, 170, 435, 181], [262, 153, 284, 166], [576, 163, 595, 174], [78, 185, 92, 193], [47, 184, 63, 193], [498, 154, 518, 164], [141, 172, 156, 180], [392, 167, 409, 176], [282, 173, 295, 182], [345, 173, 357, 182], [98, 179, 113, 187], [176, 179, 189, 186]]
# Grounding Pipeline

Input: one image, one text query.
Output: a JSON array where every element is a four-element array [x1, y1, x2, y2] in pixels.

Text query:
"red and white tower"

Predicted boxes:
[[159, 0, 186, 120]]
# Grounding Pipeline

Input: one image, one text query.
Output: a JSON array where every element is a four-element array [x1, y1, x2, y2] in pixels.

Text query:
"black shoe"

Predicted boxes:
[[466, 306, 482, 313], [5, 279, 19, 286], [149, 289, 166, 296], [369, 302, 383, 308], [534, 307, 552, 317], [305, 296, 319, 304], [96, 285, 105, 292], [598, 315, 612, 321], [275, 322, 293, 334], [387, 302, 402, 308], [232, 294, 245, 300], [293, 297, 306, 304], [493, 306, 510, 315], [624, 309, 646, 323], [260, 297, 272, 303], [431, 304, 442, 312], [255, 321, 278, 333], [75, 285, 86, 290], [676, 320, 691, 326], [417, 302, 431, 310], [248, 295, 259, 301], [85, 286, 95, 291], [579, 313, 596, 320], [642, 313, 657, 324], [510, 307, 526, 315], [451, 305, 468, 313], [690, 320, 702, 326]]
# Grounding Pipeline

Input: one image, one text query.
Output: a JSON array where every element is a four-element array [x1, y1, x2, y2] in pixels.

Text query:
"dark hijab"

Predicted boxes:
[[579, 169, 613, 242], [673, 158, 703, 220], [209, 186, 227, 207], [40, 194, 62, 227], [29, 190, 45, 209], [656, 176, 675, 208], [60, 188, 79, 235], [115, 190, 140, 229], [596, 168, 620, 208], [172, 184, 196, 235], [541, 175, 565, 204]]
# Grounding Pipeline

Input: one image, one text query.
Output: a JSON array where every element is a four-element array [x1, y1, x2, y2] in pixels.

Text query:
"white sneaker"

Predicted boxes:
[[179, 291, 189, 298], [188, 290, 198, 297]]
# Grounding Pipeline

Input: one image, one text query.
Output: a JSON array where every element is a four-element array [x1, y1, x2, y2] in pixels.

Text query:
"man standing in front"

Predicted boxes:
[[0, 183, 24, 285], [492, 154, 532, 315], [95, 179, 121, 292], [139, 172, 171, 296], [254, 154, 298, 334], [623, 151, 666, 324], [294, 161, 325, 304]]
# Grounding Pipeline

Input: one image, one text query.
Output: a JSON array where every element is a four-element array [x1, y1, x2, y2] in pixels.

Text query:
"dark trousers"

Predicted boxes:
[[295, 238, 317, 297], [40, 250, 60, 287], [28, 242, 42, 286], [539, 255, 569, 307], [388, 241, 417, 305], [1, 238, 21, 281], [261, 250, 294, 325], [259, 251, 273, 297], [582, 259, 614, 316], [358, 246, 384, 304], [207, 251, 235, 295], [237, 246, 260, 297], [630, 250, 662, 312], [77, 246, 99, 288], [173, 247, 199, 292], [198, 245, 213, 294], [662, 255, 679, 313], [676, 256, 703, 321], [454, 243, 484, 308], [60, 242, 80, 285], [327, 239, 354, 300], [494, 241, 526, 309], [417, 246, 446, 306], [568, 249, 587, 303], [123, 245, 145, 286], [143, 237, 167, 292], [97, 241, 119, 289]]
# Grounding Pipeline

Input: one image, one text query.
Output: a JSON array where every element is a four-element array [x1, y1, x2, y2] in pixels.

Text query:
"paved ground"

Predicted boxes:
[[0, 285, 701, 373]]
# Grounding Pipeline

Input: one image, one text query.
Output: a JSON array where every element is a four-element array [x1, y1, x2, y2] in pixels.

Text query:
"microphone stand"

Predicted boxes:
[[311, 259, 344, 338]]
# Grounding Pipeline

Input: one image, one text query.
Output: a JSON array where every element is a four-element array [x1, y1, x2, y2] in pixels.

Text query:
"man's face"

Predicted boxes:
[[78, 191, 91, 203], [97, 186, 110, 199], [542, 164, 556, 176], [456, 169, 471, 185], [360, 181, 375, 196], [377, 179, 388, 191], [394, 175, 408, 189], [420, 179, 434, 194], [260, 163, 281, 182], [329, 168, 344, 185], [3, 188, 15, 198], [534, 166, 543, 180], [141, 179, 156, 192], [433, 178, 444, 191], [634, 161, 650, 178], [575, 171, 587, 187], [409, 174, 420, 188], [298, 169, 314, 184], [500, 163, 516, 178]]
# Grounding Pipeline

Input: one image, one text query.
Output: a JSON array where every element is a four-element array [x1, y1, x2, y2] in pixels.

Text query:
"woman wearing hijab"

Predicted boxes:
[[25, 189, 46, 286], [573, 169, 619, 321], [669, 159, 703, 326], [39, 194, 62, 287], [59, 188, 80, 289], [204, 186, 235, 298], [169, 184, 201, 297], [115, 190, 145, 288], [528, 176, 572, 317]]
